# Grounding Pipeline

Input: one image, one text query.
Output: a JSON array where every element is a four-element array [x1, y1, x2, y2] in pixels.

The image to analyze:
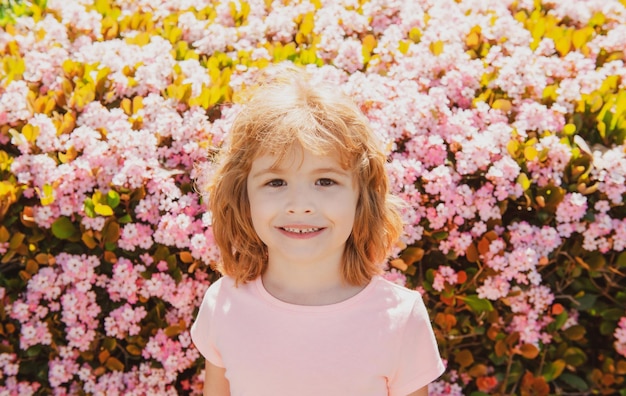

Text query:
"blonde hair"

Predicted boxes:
[[207, 65, 403, 286]]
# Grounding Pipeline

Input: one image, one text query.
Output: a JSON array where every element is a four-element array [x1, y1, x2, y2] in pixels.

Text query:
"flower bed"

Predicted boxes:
[[1, 0, 625, 394]]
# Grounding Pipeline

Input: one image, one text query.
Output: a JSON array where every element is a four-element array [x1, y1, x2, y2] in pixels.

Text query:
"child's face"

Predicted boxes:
[[246, 147, 359, 269]]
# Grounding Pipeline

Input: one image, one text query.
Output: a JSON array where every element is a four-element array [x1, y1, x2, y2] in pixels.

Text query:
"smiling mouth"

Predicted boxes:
[[281, 227, 323, 234]]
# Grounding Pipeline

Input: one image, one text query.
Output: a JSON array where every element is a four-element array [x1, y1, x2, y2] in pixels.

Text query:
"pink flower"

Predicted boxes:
[[432, 266, 459, 292], [556, 193, 588, 224], [334, 38, 364, 73], [615, 317, 626, 358], [119, 223, 155, 251], [0, 80, 32, 125], [382, 268, 407, 286], [105, 304, 148, 339]]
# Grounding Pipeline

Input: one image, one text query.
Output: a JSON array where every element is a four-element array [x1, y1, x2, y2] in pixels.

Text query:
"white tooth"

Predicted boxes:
[[285, 227, 319, 233]]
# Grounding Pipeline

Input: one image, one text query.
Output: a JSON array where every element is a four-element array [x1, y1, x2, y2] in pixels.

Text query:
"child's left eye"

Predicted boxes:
[[316, 178, 336, 186]]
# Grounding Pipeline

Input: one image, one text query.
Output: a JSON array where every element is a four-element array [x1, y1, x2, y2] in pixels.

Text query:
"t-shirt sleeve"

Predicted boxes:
[[389, 293, 445, 396], [190, 279, 225, 367]]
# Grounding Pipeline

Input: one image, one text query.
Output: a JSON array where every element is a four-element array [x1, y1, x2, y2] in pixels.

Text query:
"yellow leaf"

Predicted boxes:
[[466, 31, 480, 48], [362, 34, 377, 53], [563, 123, 576, 135], [517, 173, 531, 191], [597, 121, 606, 138], [121, 98, 132, 116], [588, 12, 605, 27], [132, 95, 143, 112], [542, 84, 558, 101], [94, 203, 114, 216], [551, 359, 566, 378], [524, 146, 538, 161], [62, 59, 77, 77], [40, 184, 55, 206], [299, 12, 315, 36], [58, 146, 77, 164], [429, 40, 444, 56], [398, 40, 410, 55], [409, 27, 421, 43], [168, 26, 183, 44], [507, 140, 520, 157], [101, 16, 119, 40], [22, 124, 40, 143], [572, 28, 589, 49], [492, 99, 512, 113], [555, 34, 572, 57], [125, 32, 151, 46], [531, 18, 546, 42]]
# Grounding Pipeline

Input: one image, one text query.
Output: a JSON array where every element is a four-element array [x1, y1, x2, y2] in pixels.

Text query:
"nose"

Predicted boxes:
[[285, 184, 315, 214]]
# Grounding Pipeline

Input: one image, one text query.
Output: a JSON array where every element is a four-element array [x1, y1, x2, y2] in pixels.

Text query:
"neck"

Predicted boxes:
[[262, 257, 363, 306]]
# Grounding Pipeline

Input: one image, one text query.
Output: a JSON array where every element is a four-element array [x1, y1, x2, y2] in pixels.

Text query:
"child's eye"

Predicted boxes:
[[266, 179, 286, 187], [316, 178, 336, 186]]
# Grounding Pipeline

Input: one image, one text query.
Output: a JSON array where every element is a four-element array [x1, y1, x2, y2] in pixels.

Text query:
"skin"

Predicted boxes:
[[203, 361, 230, 396], [203, 148, 430, 395], [246, 148, 362, 305]]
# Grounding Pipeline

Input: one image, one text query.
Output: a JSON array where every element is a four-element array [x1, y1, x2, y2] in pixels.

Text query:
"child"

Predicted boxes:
[[191, 65, 445, 396]]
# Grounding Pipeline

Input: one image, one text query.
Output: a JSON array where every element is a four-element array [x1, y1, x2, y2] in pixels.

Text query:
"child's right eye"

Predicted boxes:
[[266, 179, 286, 187]]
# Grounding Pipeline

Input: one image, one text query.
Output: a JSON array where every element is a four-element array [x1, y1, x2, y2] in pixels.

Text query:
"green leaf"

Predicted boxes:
[[559, 373, 588, 391], [458, 294, 494, 313], [601, 307, 625, 320], [432, 231, 449, 240], [542, 359, 565, 381], [51, 217, 78, 239], [118, 214, 132, 224], [563, 347, 587, 367], [25, 345, 42, 357], [553, 311, 568, 330], [84, 198, 96, 218], [107, 190, 121, 208], [575, 293, 598, 311], [600, 320, 617, 336], [102, 337, 117, 351]]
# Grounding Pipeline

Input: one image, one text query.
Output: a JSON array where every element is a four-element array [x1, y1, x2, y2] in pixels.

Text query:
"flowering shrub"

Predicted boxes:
[[1, 0, 625, 394]]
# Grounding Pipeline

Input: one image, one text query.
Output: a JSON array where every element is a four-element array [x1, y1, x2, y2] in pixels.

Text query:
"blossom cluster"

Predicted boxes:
[[1, 0, 625, 394]]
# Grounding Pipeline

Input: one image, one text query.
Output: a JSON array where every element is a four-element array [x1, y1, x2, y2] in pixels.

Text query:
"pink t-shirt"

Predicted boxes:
[[191, 275, 445, 396]]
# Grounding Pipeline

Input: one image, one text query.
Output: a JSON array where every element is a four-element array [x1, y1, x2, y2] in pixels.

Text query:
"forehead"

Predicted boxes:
[[250, 146, 346, 173]]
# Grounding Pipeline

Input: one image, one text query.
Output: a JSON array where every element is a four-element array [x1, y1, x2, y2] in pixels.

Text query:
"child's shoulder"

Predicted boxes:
[[360, 276, 432, 332], [369, 276, 424, 301], [200, 275, 239, 302], [364, 276, 427, 315]]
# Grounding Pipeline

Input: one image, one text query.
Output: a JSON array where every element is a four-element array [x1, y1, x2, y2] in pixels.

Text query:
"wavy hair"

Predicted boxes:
[[207, 65, 403, 286]]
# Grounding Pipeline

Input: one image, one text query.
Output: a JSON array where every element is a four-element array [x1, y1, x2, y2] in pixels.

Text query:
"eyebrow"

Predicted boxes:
[[249, 166, 351, 179]]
